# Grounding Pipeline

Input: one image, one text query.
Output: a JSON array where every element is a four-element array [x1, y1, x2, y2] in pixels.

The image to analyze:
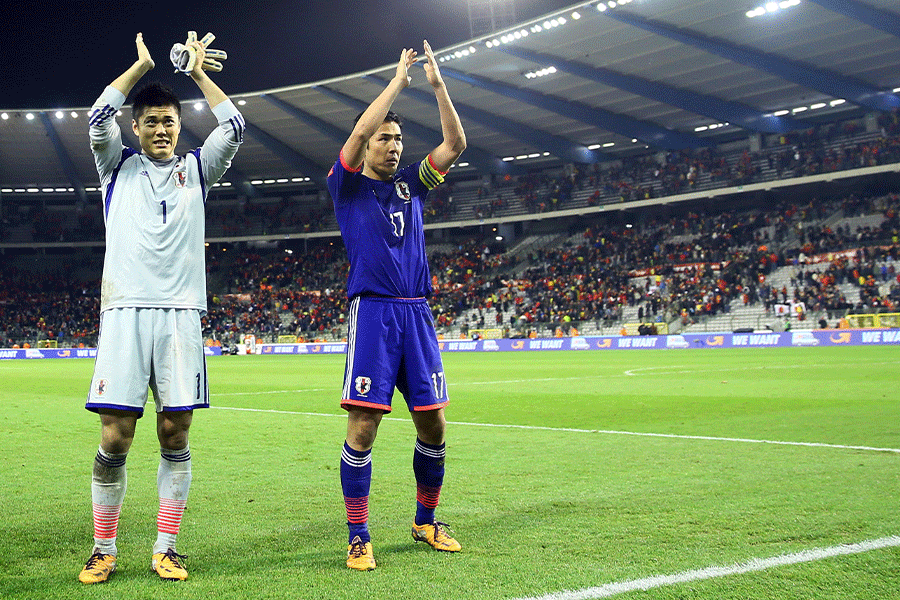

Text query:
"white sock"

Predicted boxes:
[[91, 446, 127, 556], [153, 446, 192, 554]]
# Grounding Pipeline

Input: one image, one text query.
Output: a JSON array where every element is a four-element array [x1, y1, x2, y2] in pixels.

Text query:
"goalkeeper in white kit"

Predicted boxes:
[[78, 32, 243, 584]]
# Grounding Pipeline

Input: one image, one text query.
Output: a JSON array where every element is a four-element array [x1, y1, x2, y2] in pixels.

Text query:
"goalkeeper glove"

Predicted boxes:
[[170, 31, 228, 74]]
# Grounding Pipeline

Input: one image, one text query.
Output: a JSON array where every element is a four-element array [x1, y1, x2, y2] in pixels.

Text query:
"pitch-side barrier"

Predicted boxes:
[[2, 329, 898, 360]]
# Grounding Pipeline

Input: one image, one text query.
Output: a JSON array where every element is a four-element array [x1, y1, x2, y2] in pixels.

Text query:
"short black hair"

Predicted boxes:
[[132, 82, 181, 122], [353, 110, 402, 129]]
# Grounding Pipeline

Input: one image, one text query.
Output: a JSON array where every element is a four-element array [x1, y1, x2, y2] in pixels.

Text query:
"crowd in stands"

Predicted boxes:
[[7, 112, 900, 247], [6, 186, 897, 348], [4, 110, 900, 346], [202, 187, 897, 338], [206, 195, 331, 237], [421, 116, 900, 226], [203, 244, 349, 344], [0, 262, 101, 347]]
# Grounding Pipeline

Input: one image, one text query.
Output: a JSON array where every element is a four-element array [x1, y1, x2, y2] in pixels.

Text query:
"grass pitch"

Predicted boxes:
[[1, 346, 898, 599]]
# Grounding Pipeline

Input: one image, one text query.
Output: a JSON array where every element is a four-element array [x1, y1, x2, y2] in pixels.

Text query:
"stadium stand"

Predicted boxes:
[[5, 113, 900, 246], [3, 175, 896, 348], [4, 86, 900, 349]]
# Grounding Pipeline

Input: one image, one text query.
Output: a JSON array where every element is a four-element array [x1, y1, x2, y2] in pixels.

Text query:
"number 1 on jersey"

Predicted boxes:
[[160, 200, 167, 224]]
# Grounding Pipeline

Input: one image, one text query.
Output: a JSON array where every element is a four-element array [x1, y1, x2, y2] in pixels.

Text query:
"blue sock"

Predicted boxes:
[[413, 438, 445, 526], [341, 442, 372, 543]]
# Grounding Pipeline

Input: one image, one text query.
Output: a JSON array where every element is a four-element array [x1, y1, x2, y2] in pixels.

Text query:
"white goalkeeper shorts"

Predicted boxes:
[[86, 307, 209, 417]]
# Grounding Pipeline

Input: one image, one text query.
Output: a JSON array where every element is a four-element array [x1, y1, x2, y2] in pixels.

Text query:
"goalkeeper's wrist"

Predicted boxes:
[[135, 60, 154, 74]]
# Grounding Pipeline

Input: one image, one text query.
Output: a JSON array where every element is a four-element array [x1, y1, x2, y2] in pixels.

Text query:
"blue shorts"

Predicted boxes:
[[341, 296, 448, 413]]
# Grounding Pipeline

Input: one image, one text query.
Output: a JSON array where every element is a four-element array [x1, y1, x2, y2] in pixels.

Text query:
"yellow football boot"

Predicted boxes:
[[78, 552, 117, 584], [411, 521, 461, 552], [151, 549, 188, 581], [347, 535, 376, 571]]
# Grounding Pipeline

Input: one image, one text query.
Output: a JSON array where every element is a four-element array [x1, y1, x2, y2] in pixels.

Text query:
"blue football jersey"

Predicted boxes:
[[328, 153, 445, 299]]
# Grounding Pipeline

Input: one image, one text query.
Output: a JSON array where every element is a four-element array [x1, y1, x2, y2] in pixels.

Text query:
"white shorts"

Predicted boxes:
[[86, 307, 209, 417]]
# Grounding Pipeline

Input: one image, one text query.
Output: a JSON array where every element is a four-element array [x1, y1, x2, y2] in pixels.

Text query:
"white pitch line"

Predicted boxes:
[[215, 388, 332, 397], [623, 360, 899, 377], [208, 360, 899, 392], [512, 536, 900, 600], [442, 420, 900, 454], [209, 406, 900, 454], [211, 406, 346, 419]]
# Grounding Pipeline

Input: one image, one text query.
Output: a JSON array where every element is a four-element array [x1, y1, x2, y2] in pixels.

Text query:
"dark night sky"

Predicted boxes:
[[1, 0, 576, 109]]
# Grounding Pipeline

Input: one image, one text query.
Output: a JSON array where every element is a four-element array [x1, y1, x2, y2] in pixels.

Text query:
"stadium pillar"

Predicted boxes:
[[499, 222, 515, 244], [865, 113, 879, 133], [749, 133, 761, 153]]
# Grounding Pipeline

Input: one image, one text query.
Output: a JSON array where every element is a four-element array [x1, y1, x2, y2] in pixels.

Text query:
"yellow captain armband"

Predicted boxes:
[[419, 155, 447, 190]]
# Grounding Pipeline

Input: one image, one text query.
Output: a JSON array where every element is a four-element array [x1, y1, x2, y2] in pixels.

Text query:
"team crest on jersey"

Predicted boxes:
[[395, 181, 411, 201], [355, 376, 372, 396], [95, 378, 109, 397], [173, 170, 187, 188]]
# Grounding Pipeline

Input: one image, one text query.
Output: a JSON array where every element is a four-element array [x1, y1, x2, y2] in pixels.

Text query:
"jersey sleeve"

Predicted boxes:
[[197, 99, 245, 196], [326, 149, 363, 205], [88, 86, 128, 184]]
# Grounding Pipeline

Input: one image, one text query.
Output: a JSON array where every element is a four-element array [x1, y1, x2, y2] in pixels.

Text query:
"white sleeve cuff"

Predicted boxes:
[[211, 99, 240, 123], [100, 86, 127, 110]]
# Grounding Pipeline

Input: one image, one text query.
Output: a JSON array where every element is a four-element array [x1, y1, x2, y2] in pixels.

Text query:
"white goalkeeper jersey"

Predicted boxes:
[[89, 86, 243, 313]]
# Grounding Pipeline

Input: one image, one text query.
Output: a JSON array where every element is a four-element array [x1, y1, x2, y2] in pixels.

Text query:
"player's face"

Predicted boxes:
[[364, 121, 403, 180], [133, 105, 181, 160]]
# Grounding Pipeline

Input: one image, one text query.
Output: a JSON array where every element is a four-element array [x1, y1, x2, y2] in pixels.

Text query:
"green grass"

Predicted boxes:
[[1, 346, 898, 599]]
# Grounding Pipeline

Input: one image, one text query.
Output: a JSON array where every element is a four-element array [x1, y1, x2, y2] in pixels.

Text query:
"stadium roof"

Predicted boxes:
[[2, 0, 899, 199]]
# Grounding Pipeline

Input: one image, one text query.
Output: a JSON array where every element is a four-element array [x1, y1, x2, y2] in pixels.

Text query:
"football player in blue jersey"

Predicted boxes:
[[326, 40, 466, 571]]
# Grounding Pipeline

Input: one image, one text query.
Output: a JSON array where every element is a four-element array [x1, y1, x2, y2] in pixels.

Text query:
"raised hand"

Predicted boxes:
[[189, 37, 207, 78], [395, 48, 419, 87], [422, 40, 444, 88], [136, 32, 155, 71]]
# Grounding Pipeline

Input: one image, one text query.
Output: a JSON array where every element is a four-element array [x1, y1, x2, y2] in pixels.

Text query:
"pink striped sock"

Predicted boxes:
[[154, 447, 192, 553], [157, 498, 187, 535], [92, 502, 122, 552]]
